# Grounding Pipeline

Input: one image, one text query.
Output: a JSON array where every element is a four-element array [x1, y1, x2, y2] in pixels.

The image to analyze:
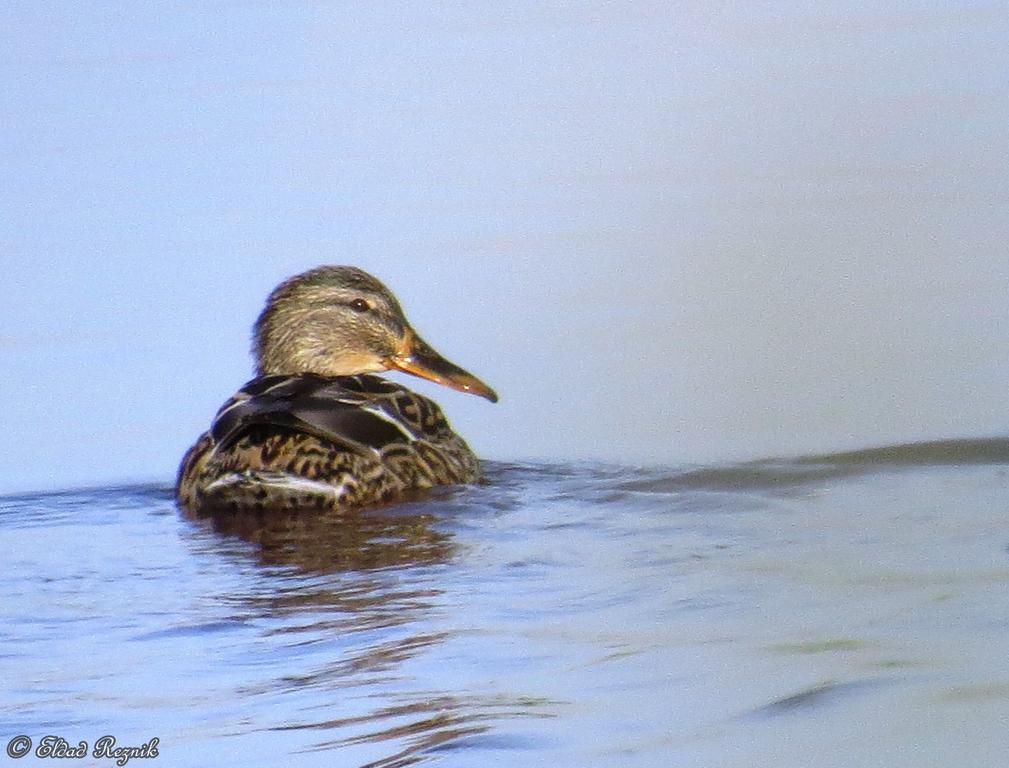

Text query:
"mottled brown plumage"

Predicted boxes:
[[176, 266, 496, 515]]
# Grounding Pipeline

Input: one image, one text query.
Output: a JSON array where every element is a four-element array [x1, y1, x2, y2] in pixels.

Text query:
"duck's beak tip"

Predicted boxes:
[[465, 381, 499, 403]]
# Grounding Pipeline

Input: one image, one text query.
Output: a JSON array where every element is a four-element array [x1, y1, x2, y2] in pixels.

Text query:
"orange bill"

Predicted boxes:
[[385, 330, 498, 403]]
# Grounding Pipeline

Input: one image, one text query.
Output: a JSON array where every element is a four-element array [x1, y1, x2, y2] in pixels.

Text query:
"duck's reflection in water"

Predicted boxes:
[[185, 498, 455, 647], [195, 500, 456, 573], [184, 494, 553, 764]]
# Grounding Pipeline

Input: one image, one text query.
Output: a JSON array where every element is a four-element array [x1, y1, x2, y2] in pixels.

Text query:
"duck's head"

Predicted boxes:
[[252, 266, 498, 402]]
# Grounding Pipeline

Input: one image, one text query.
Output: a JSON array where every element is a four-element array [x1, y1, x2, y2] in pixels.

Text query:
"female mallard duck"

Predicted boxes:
[[176, 266, 497, 515]]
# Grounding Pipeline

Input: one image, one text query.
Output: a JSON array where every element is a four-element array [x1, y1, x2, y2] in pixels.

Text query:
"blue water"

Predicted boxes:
[[4, 441, 1009, 766]]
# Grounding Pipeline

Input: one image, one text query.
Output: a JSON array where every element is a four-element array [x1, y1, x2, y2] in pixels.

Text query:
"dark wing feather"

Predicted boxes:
[[210, 374, 425, 453]]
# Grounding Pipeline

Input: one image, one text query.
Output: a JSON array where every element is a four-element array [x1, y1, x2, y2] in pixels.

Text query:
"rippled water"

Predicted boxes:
[[4, 440, 1009, 767]]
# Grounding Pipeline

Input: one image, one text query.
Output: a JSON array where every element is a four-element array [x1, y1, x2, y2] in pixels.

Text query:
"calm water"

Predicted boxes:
[[4, 439, 1009, 767]]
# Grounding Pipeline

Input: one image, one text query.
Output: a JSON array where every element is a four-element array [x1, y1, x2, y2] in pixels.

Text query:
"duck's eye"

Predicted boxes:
[[350, 298, 371, 313]]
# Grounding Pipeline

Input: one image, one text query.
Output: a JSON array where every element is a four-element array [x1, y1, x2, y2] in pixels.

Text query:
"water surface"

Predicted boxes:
[[4, 439, 1009, 766]]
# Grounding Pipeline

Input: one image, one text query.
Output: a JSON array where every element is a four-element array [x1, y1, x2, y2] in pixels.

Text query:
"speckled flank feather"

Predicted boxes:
[[176, 374, 481, 514]]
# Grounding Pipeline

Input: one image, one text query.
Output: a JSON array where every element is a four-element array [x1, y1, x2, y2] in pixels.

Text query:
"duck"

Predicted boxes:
[[176, 266, 497, 515]]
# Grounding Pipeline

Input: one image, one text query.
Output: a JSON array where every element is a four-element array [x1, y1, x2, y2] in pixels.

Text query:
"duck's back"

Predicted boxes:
[[176, 374, 481, 514]]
